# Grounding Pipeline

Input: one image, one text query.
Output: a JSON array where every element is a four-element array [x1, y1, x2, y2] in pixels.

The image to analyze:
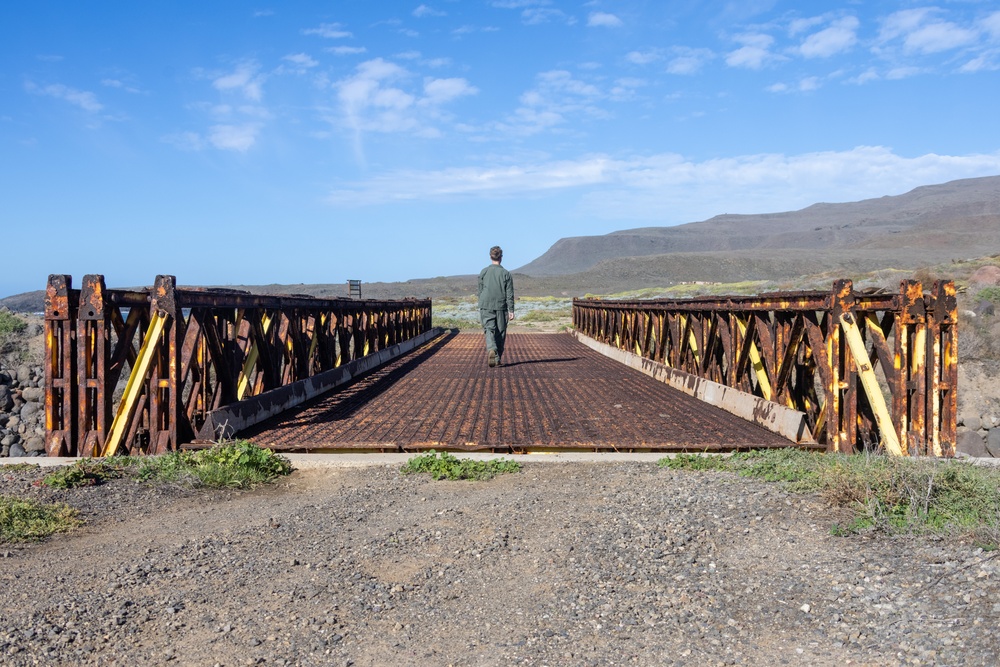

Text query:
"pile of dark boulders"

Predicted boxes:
[[956, 408, 1000, 458], [0, 362, 47, 457]]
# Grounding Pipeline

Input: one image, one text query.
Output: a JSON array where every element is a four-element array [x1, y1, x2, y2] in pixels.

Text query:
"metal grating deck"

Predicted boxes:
[[241, 332, 795, 452]]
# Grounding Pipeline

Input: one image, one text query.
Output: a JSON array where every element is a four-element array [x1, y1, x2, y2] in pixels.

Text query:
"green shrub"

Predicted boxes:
[[0, 310, 27, 336], [138, 440, 293, 488], [976, 286, 1000, 304], [401, 450, 521, 481]]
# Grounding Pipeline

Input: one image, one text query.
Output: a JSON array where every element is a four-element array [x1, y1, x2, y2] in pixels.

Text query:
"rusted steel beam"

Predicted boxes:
[[44, 275, 76, 456], [573, 278, 958, 457]]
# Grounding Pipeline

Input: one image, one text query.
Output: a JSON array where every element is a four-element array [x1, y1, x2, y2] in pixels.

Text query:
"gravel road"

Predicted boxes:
[[1, 461, 998, 666]]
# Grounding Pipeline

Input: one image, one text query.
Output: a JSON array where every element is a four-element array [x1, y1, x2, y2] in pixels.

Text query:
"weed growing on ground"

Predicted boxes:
[[0, 496, 81, 542], [657, 453, 730, 471], [432, 316, 479, 330], [137, 440, 293, 488], [401, 450, 522, 481], [41, 459, 132, 489], [659, 448, 1000, 546]]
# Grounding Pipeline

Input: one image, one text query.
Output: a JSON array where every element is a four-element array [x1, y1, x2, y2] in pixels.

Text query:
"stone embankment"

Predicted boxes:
[[0, 316, 46, 457]]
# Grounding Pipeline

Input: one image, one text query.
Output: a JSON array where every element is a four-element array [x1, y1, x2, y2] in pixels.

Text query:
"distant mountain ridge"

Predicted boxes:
[[515, 175, 1000, 277]]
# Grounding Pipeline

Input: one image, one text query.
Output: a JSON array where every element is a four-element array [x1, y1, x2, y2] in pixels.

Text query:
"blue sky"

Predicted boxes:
[[2, 1, 1000, 298]]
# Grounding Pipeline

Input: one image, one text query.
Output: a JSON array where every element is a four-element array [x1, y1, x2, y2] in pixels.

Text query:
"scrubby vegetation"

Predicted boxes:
[[0, 496, 81, 542], [401, 450, 522, 481], [135, 440, 293, 488], [660, 449, 1000, 547]]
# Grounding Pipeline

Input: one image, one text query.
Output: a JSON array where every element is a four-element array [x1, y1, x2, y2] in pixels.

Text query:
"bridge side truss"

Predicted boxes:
[[45, 274, 432, 457], [573, 280, 957, 456]]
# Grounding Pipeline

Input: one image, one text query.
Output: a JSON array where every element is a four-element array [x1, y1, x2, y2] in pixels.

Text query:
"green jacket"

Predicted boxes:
[[478, 263, 514, 312]]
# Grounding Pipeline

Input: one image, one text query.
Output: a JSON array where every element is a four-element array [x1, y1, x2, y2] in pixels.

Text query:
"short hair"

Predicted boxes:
[[490, 245, 503, 261]]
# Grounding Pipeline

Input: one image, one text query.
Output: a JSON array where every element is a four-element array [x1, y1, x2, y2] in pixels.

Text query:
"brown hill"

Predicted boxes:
[[515, 175, 1000, 276]]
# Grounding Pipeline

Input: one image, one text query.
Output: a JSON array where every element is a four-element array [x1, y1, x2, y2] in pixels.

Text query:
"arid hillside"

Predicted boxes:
[[516, 175, 1000, 277]]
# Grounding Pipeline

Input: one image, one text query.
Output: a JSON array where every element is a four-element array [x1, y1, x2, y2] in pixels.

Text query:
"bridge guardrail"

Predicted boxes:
[[44, 274, 432, 456], [573, 279, 957, 456]]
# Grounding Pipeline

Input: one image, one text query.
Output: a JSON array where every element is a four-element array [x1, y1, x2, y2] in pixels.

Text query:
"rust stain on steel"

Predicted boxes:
[[242, 332, 796, 452]]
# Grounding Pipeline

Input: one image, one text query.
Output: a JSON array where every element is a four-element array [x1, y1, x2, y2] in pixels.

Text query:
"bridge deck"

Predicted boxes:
[[241, 332, 794, 452]]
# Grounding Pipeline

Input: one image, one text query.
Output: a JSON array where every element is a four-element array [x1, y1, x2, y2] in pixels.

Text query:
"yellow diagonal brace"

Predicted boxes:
[[840, 313, 904, 456], [307, 314, 324, 371], [736, 318, 772, 401], [238, 313, 274, 400], [101, 312, 168, 457], [678, 315, 701, 366]]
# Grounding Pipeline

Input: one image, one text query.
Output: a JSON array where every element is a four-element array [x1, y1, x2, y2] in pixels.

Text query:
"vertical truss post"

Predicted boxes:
[[828, 280, 855, 453], [77, 275, 112, 457], [44, 275, 76, 456], [149, 275, 183, 453], [928, 280, 957, 457], [900, 280, 927, 454]]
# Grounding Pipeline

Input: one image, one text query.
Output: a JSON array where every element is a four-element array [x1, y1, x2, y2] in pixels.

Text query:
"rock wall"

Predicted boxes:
[[0, 361, 46, 457]]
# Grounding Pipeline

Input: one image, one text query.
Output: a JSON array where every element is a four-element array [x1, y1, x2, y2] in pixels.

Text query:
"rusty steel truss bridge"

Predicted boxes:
[[43, 275, 957, 457]]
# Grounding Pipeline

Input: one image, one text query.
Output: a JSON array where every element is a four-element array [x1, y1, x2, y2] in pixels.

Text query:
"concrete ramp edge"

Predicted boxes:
[[570, 330, 816, 444]]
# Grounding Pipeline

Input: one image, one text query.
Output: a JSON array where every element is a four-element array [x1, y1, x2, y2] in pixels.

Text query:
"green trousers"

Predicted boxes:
[[480, 308, 508, 359]]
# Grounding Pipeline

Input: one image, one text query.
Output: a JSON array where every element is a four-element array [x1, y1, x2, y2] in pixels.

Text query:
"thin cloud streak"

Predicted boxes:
[[327, 147, 1000, 224]]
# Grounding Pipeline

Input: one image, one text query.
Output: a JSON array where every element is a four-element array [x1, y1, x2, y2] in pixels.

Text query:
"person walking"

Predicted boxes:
[[478, 245, 515, 367]]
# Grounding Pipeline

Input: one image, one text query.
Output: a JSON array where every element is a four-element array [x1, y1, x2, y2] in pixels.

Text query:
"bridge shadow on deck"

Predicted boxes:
[[242, 332, 794, 453]]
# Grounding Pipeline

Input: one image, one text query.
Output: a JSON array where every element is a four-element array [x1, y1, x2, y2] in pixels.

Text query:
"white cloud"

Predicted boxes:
[[213, 62, 264, 101], [588, 12, 622, 28], [333, 58, 479, 151], [983, 11, 1000, 39], [101, 78, 143, 94], [326, 46, 367, 55], [161, 131, 204, 151], [522, 8, 575, 25], [666, 47, 714, 75], [766, 76, 820, 93], [846, 67, 879, 84], [906, 22, 977, 54], [303, 22, 353, 39], [609, 77, 646, 101], [325, 147, 1000, 227], [626, 50, 661, 65], [25, 82, 102, 112], [726, 33, 783, 69], [798, 76, 820, 91], [959, 53, 1000, 73], [788, 16, 825, 36], [421, 77, 478, 105], [283, 53, 318, 68], [208, 124, 262, 152], [487, 69, 605, 135], [799, 16, 859, 58], [878, 8, 978, 54], [413, 4, 446, 18], [886, 66, 922, 79]]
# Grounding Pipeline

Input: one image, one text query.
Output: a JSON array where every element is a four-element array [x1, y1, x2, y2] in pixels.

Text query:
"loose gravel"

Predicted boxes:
[[1, 461, 998, 666]]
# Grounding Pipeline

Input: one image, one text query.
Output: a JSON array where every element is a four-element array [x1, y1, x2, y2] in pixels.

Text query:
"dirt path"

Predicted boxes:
[[1, 462, 998, 666]]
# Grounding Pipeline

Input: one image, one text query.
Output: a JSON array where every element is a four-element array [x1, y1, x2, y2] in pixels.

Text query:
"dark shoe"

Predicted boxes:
[[488, 350, 497, 367]]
